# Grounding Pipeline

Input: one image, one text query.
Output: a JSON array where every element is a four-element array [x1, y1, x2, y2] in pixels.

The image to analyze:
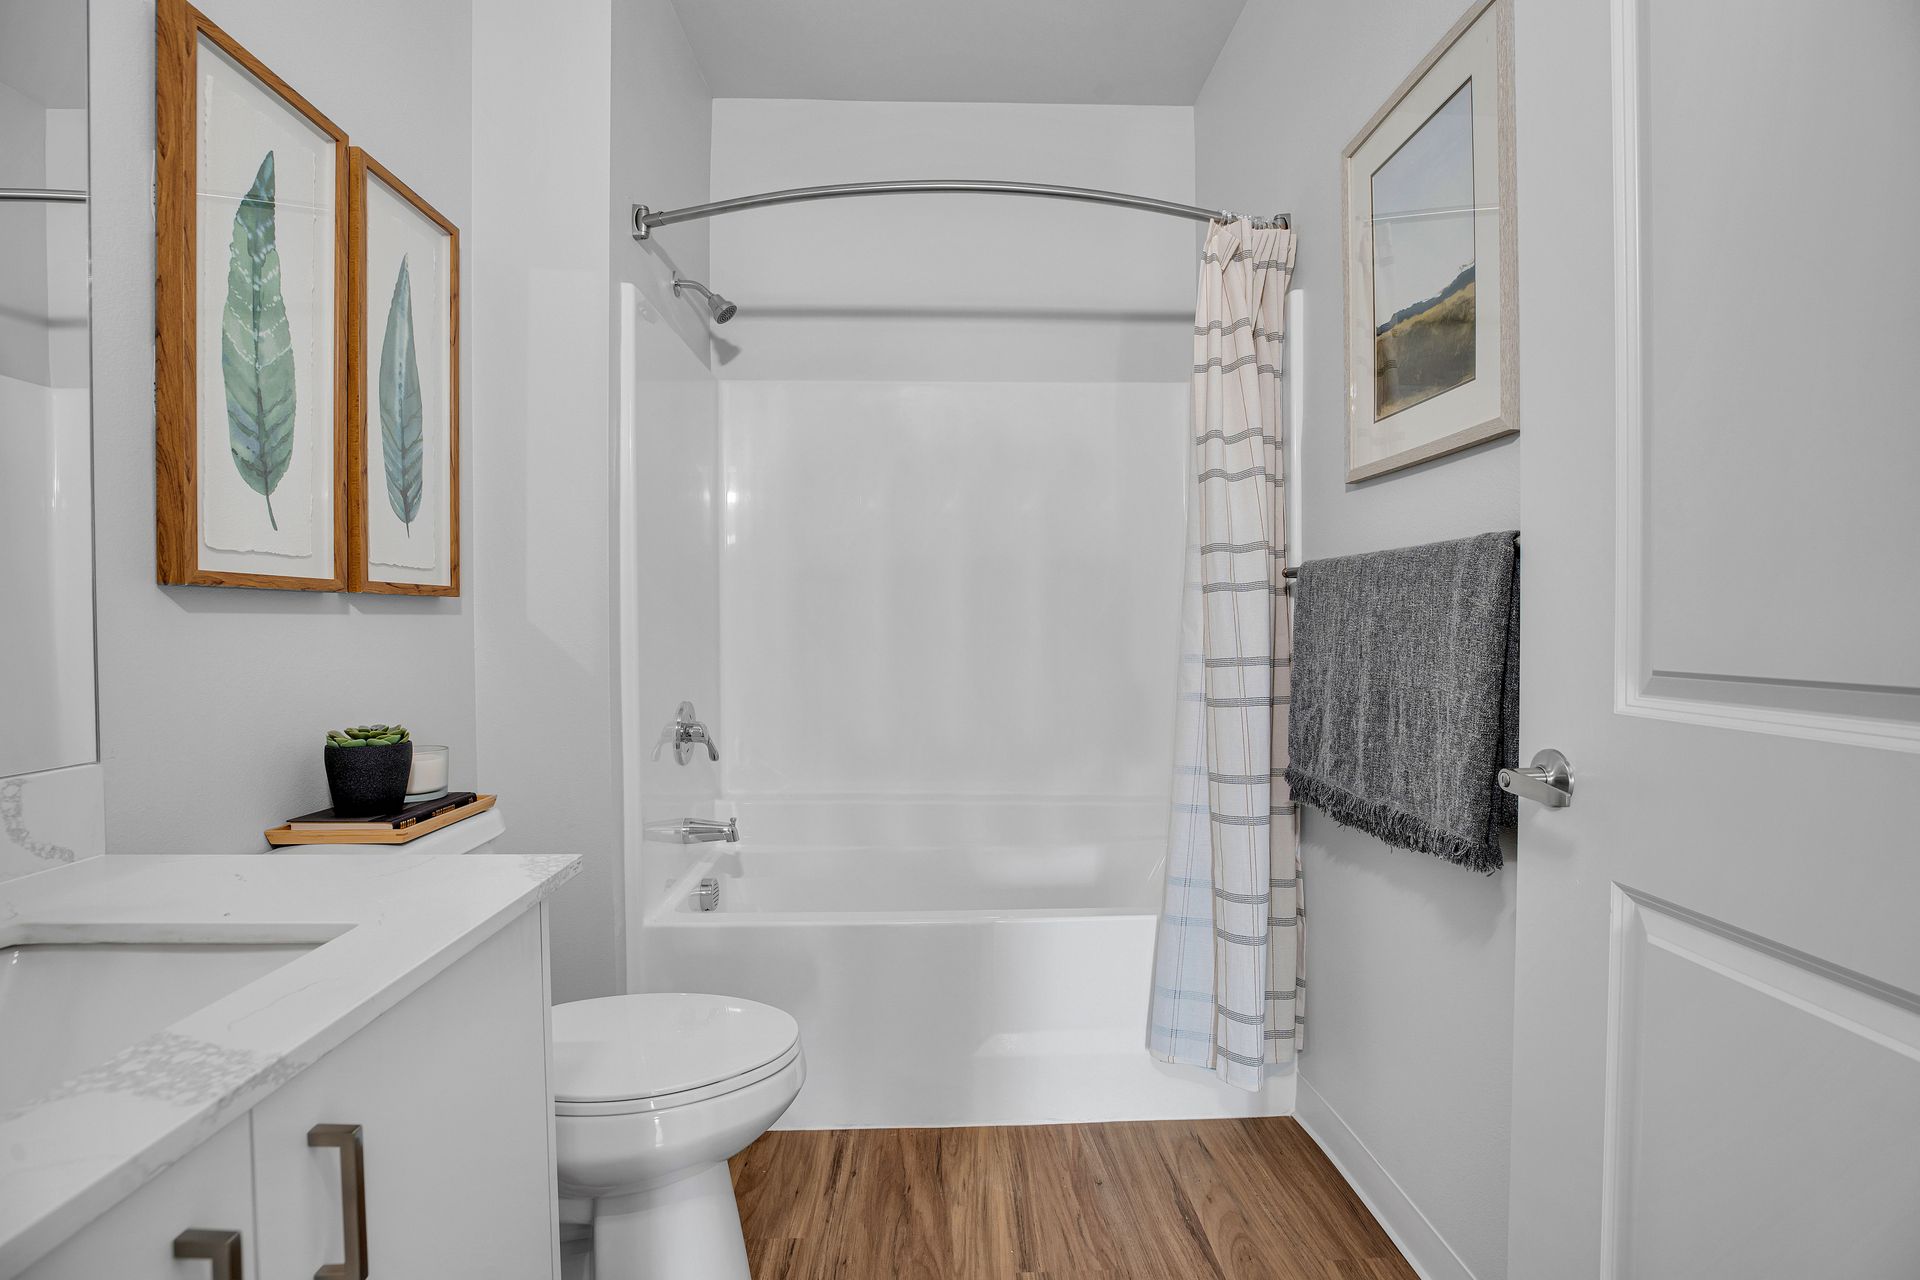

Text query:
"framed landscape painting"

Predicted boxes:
[[347, 150, 459, 595], [1342, 0, 1517, 482], [155, 0, 349, 588]]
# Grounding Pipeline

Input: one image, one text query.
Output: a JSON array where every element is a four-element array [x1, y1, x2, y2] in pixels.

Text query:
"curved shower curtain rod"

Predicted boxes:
[[630, 180, 1289, 240]]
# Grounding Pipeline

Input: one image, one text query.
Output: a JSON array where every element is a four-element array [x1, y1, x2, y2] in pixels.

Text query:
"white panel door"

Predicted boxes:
[[23, 1118, 253, 1280], [1509, 0, 1920, 1276], [250, 911, 557, 1280]]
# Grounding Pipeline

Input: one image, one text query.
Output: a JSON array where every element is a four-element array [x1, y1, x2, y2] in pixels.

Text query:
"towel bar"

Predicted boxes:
[[1280, 534, 1519, 580]]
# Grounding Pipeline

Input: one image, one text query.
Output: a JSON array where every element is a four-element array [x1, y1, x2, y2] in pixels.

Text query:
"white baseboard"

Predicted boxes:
[[1294, 1076, 1481, 1280]]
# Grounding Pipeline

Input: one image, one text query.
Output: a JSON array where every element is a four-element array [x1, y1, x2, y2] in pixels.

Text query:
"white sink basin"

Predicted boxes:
[[0, 942, 317, 1113]]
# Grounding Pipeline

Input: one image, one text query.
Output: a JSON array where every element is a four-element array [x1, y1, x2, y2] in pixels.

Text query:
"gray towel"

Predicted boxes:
[[1283, 531, 1519, 872]]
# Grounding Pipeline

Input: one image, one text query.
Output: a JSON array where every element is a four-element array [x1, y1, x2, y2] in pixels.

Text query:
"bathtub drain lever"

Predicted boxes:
[[693, 877, 721, 912]]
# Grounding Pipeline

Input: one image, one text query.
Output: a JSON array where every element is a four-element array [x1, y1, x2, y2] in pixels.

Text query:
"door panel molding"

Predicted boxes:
[[1609, 0, 1920, 754], [1601, 885, 1920, 1278]]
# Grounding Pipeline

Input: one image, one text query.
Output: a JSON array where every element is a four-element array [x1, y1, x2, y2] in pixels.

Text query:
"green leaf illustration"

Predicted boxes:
[[221, 151, 297, 532], [379, 255, 425, 534]]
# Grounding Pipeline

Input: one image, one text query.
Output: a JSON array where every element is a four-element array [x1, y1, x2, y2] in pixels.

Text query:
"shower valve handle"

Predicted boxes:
[[685, 724, 720, 762], [655, 701, 720, 765]]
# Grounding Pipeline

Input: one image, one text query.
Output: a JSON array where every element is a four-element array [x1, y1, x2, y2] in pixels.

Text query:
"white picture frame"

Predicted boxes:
[[1343, 0, 1518, 482]]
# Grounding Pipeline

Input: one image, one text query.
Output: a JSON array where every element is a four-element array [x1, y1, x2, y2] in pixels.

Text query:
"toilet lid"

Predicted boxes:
[[550, 992, 800, 1104]]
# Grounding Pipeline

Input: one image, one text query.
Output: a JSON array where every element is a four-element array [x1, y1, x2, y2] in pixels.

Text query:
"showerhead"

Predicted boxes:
[[671, 274, 738, 325]]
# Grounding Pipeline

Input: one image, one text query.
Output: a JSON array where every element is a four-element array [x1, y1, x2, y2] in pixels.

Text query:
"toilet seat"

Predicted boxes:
[[551, 992, 801, 1118], [555, 1041, 801, 1116]]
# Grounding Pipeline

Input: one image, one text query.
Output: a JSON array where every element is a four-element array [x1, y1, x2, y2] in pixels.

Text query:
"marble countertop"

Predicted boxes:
[[0, 850, 581, 1275]]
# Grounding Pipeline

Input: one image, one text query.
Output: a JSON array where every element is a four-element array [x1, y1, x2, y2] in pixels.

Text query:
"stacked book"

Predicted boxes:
[[266, 792, 496, 846]]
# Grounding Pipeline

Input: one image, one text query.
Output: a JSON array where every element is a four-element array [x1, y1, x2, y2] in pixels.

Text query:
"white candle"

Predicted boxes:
[[407, 745, 450, 796]]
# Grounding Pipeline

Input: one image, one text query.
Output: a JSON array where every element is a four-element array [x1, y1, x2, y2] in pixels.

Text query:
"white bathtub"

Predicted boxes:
[[634, 800, 1293, 1128]]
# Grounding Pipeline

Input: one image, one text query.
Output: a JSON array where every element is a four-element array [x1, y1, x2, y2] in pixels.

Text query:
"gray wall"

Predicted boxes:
[[1197, 4, 1518, 1278], [89, 0, 478, 852], [474, 0, 716, 1004], [471, 0, 616, 1003]]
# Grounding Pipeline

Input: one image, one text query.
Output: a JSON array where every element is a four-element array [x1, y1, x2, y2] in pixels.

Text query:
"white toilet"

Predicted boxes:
[[551, 992, 804, 1280]]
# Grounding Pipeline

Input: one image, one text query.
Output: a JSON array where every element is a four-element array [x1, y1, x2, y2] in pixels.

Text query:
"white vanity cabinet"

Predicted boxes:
[[22, 1121, 254, 1280], [20, 909, 559, 1280], [251, 910, 557, 1279]]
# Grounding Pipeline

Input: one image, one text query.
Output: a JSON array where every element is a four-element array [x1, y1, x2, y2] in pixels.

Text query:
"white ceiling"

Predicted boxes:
[[0, 0, 87, 107], [665, 0, 1252, 106]]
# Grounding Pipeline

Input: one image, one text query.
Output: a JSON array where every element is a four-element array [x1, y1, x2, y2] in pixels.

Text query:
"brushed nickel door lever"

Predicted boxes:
[[1498, 749, 1574, 808]]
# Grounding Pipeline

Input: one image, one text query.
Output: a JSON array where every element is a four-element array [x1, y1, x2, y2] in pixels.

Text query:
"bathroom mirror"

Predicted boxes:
[[0, 0, 94, 778]]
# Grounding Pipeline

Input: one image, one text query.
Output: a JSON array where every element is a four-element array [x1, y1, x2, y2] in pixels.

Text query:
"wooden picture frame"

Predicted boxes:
[[346, 150, 461, 595], [1341, 0, 1518, 482], [155, 0, 350, 589]]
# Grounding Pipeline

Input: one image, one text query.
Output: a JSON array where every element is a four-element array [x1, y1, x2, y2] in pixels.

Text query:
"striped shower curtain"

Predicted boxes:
[[1147, 219, 1302, 1091]]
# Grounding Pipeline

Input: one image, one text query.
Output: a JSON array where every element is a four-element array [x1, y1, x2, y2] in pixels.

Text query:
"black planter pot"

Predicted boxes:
[[324, 742, 414, 817]]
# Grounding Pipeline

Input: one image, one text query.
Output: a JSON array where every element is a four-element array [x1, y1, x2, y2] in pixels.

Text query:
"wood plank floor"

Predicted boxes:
[[728, 1118, 1417, 1279]]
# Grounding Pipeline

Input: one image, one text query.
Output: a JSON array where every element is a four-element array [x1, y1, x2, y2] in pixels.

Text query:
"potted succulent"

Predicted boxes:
[[323, 724, 414, 817]]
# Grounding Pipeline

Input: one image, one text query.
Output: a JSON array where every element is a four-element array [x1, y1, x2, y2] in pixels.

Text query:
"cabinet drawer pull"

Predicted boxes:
[[307, 1123, 369, 1279], [173, 1228, 244, 1279]]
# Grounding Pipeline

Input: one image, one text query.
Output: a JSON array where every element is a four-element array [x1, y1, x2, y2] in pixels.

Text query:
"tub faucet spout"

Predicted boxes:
[[675, 818, 739, 844]]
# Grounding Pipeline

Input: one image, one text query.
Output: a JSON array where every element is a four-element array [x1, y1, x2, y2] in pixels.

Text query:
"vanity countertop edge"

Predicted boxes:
[[0, 850, 583, 1276]]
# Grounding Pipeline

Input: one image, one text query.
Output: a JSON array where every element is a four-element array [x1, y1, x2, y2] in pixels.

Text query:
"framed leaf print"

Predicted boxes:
[[155, 0, 349, 589], [347, 151, 459, 595]]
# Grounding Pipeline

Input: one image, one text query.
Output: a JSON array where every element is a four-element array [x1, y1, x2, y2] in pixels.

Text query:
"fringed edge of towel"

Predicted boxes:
[[1282, 766, 1504, 874]]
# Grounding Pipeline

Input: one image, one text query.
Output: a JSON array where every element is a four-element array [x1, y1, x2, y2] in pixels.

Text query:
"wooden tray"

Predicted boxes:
[[266, 794, 497, 846]]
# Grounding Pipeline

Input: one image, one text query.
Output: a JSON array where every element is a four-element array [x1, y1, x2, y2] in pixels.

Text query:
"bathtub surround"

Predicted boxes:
[[614, 283, 723, 970], [716, 380, 1186, 799], [1197, 2, 1520, 1276], [1149, 219, 1303, 1091], [1285, 531, 1519, 872], [707, 95, 1195, 798]]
